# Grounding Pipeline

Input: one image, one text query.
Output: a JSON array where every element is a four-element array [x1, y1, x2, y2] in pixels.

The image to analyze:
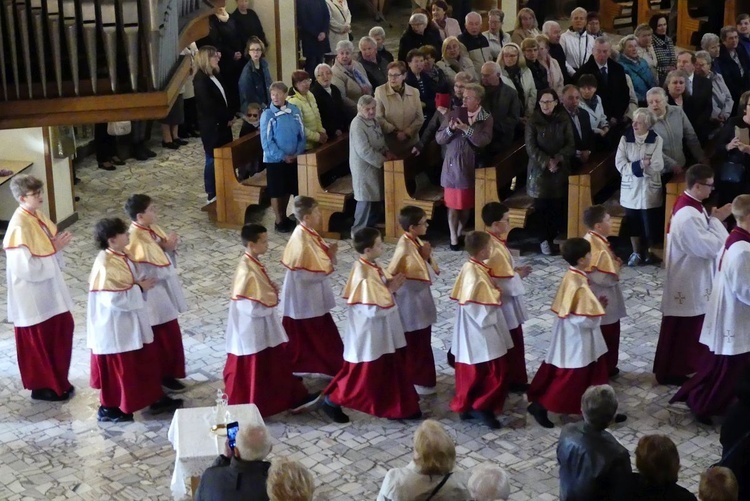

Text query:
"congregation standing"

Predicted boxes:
[[9, 1, 750, 500]]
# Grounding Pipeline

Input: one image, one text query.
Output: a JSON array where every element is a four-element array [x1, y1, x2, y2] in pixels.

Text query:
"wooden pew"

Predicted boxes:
[[297, 135, 352, 239], [213, 132, 267, 229], [567, 150, 624, 239], [383, 142, 443, 243], [676, 0, 705, 48], [599, 0, 663, 33], [474, 140, 531, 231], [725, 0, 750, 26]]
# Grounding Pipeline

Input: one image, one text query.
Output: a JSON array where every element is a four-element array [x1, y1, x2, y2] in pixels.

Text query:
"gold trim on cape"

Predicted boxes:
[[231, 253, 279, 307], [551, 268, 606, 318], [342, 258, 395, 308], [3, 207, 57, 257], [450, 259, 502, 306], [281, 224, 333, 275], [485, 233, 514, 279], [89, 249, 137, 292], [386, 233, 437, 282], [126, 222, 171, 267], [584, 231, 619, 277]]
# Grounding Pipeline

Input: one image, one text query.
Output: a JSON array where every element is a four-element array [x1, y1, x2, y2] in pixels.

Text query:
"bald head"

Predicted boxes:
[[480, 61, 501, 87]]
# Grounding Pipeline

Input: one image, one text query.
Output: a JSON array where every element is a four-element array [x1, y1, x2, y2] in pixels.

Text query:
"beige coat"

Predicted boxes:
[[326, 0, 351, 51], [374, 83, 424, 156], [332, 60, 371, 116]]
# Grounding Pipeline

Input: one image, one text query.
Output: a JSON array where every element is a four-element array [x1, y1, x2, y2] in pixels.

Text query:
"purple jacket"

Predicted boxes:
[[436, 107, 494, 189]]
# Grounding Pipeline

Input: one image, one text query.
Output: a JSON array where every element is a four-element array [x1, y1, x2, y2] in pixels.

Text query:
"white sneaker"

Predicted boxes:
[[414, 385, 437, 395], [540, 241, 552, 256]]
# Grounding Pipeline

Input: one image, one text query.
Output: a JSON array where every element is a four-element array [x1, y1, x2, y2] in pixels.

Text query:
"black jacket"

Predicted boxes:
[[550, 43, 572, 84], [721, 400, 750, 501], [230, 8, 269, 48], [358, 54, 389, 89], [310, 81, 351, 137], [717, 44, 750, 115], [481, 82, 521, 157], [398, 26, 443, 63], [557, 422, 632, 501], [668, 93, 711, 146], [575, 56, 631, 122], [193, 71, 235, 155], [629, 473, 697, 501], [689, 74, 715, 144], [566, 107, 594, 155], [194, 456, 270, 501]]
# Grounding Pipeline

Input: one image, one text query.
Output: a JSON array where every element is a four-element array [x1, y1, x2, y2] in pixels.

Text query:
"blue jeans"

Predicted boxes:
[[204, 152, 216, 200]]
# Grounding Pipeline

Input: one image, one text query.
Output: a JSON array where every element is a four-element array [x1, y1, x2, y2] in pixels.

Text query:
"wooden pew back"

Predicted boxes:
[[474, 140, 529, 230], [297, 135, 352, 239], [384, 142, 443, 242], [664, 172, 687, 239], [567, 149, 622, 238], [213, 132, 267, 228]]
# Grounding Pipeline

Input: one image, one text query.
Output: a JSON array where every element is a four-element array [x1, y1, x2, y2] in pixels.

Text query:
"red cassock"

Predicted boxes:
[[15, 312, 74, 395], [527, 360, 609, 415], [325, 348, 421, 419], [282, 314, 343, 376], [653, 315, 709, 383], [224, 346, 310, 417], [152, 319, 187, 379], [451, 357, 509, 413], [91, 342, 163, 414], [404, 326, 437, 387]]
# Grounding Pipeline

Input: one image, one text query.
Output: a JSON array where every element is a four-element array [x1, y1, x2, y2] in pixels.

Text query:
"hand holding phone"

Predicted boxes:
[[226, 421, 239, 450]]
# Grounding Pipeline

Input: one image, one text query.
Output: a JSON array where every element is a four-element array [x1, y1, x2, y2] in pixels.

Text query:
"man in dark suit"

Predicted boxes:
[[716, 26, 750, 116], [479, 61, 521, 164], [677, 50, 714, 144], [195, 424, 272, 501], [561, 84, 595, 167], [296, 0, 330, 75], [574, 38, 631, 129]]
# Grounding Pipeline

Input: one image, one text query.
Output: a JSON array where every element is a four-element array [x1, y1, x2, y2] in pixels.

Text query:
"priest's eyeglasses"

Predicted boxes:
[[697, 182, 715, 190]]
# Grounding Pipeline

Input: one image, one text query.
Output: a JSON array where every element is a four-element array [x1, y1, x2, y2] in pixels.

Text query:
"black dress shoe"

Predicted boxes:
[[472, 410, 501, 429], [149, 395, 184, 414], [657, 375, 689, 386], [609, 368, 620, 378], [161, 377, 186, 393], [614, 413, 627, 423], [162, 141, 180, 150], [144, 147, 157, 158], [189, 130, 201, 138], [321, 401, 350, 423], [110, 156, 126, 166], [459, 411, 474, 420], [508, 382, 530, 393], [695, 414, 713, 425], [98, 162, 116, 171], [449, 243, 461, 251], [134, 148, 149, 161], [97, 406, 134, 423], [174, 138, 188, 146], [31, 388, 69, 401], [527, 402, 554, 428]]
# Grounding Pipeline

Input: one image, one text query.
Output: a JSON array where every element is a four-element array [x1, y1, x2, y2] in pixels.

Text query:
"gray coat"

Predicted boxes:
[[350, 114, 387, 202], [525, 107, 576, 199], [436, 107, 494, 190], [651, 105, 703, 173]]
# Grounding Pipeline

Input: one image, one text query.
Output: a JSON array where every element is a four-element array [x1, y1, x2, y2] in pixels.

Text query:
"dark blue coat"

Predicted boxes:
[[296, 0, 330, 59]]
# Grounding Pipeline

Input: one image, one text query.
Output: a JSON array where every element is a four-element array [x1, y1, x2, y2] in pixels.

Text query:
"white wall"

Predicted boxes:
[[0, 128, 75, 223]]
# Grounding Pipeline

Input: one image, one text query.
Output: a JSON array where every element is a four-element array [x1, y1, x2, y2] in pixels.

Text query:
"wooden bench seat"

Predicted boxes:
[[212, 132, 267, 228], [297, 135, 351, 239], [567, 149, 621, 238], [383, 142, 443, 242], [474, 139, 531, 231]]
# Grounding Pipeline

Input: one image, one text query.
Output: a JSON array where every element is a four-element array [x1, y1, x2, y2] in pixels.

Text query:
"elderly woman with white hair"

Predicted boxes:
[[398, 12, 442, 63], [331, 40, 373, 116], [357, 36, 389, 88], [267, 458, 315, 501], [618, 35, 658, 105], [349, 95, 393, 235], [646, 86, 704, 176], [557, 385, 631, 501], [700, 32, 723, 75], [468, 465, 510, 501], [436, 36, 478, 85], [310, 63, 350, 138], [377, 420, 472, 500], [694, 51, 734, 126], [369, 26, 394, 63], [615, 108, 665, 267]]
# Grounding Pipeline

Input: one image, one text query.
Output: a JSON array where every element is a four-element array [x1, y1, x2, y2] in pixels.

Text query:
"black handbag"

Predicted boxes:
[[719, 161, 746, 183], [425, 472, 453, 500]]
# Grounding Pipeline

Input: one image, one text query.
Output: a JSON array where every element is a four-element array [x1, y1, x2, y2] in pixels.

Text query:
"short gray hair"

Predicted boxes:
[[454, 71, 474, 84], [357, 94, 376, 111], [581, 385, 618, 430], [336, 40, 354, 53], [269, 81, 288, 94], [465, 11, 482, 23], [468, 465, 510, 501], [10, 174, 43, 202], [488, 8, 504, 21], [358, 36, 376, 50], [646, 86, 667, 101], [235, 424, 272, 460], [409, 13, 428, 25], [369, 26, 385, 38], [695, 50, 712, 65], [594, 37, 612, 49], [701, 32, 720, 49], [314, 63, 332, 78], [542, 20, 561, 35], [464, 83, 485, 100], [632, 107, 656, 128], [634, 23, 653, 37], [619, 34, 637, 52], [482, 61, 502, 75]]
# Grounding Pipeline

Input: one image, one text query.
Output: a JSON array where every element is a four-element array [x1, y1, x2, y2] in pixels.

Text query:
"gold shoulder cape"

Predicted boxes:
[[584, 231, 619, 277], [2, 207, 57, 257], [281, 225, 333, 275], [386, 234, 438, 282], [89, 250, 136, 292], [551, 268, 605, 318], [342, 258, 394, 308], [450, 259, 502, 306], [126, 223, 170, 267], [485, 233, 514, 279], [231, 253, 279, 307]]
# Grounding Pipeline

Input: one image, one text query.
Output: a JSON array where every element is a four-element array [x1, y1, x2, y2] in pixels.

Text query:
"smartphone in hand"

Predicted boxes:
[[227, 421, 239, 449]]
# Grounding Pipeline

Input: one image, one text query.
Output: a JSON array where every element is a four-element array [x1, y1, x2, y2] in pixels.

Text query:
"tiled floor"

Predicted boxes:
[[0, 8, 718, 500], [0, 134, 722, 500]]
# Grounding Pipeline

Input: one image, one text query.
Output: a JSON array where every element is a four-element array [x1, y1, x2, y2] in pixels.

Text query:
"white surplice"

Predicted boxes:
[[132, 256, 188, 326], [451, 303, 513, 365], [544, 315, 608, 369], [343, 304, 406, 363], [588, 270, 627, 325], [281, 269, 337, 319], [225, 300, 288, 356]]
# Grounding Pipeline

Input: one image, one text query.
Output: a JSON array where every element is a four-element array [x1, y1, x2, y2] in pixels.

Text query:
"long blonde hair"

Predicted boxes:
[[195, 46, 219, 76]]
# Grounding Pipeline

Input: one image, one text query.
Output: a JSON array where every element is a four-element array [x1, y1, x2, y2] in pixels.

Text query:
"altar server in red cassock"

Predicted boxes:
[[481, 203, 532, 392], [583, 205, 627, 377], [124, 194, 188, 393], [527, 238, 626, 428], [322, 227, 421, 423], [386, 206, 439, 395], [281, 196, 344, 377], [223, 223, 321, 417], [3, 175, 74, 402], [671, 195, 750, 423], [450, 231, 514, 430], [88, 218, 182, 422], [653, 164, 731, 385]]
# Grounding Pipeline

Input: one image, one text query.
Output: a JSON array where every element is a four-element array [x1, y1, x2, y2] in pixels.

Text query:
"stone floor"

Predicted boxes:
[[0, 131, 723, 501]]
